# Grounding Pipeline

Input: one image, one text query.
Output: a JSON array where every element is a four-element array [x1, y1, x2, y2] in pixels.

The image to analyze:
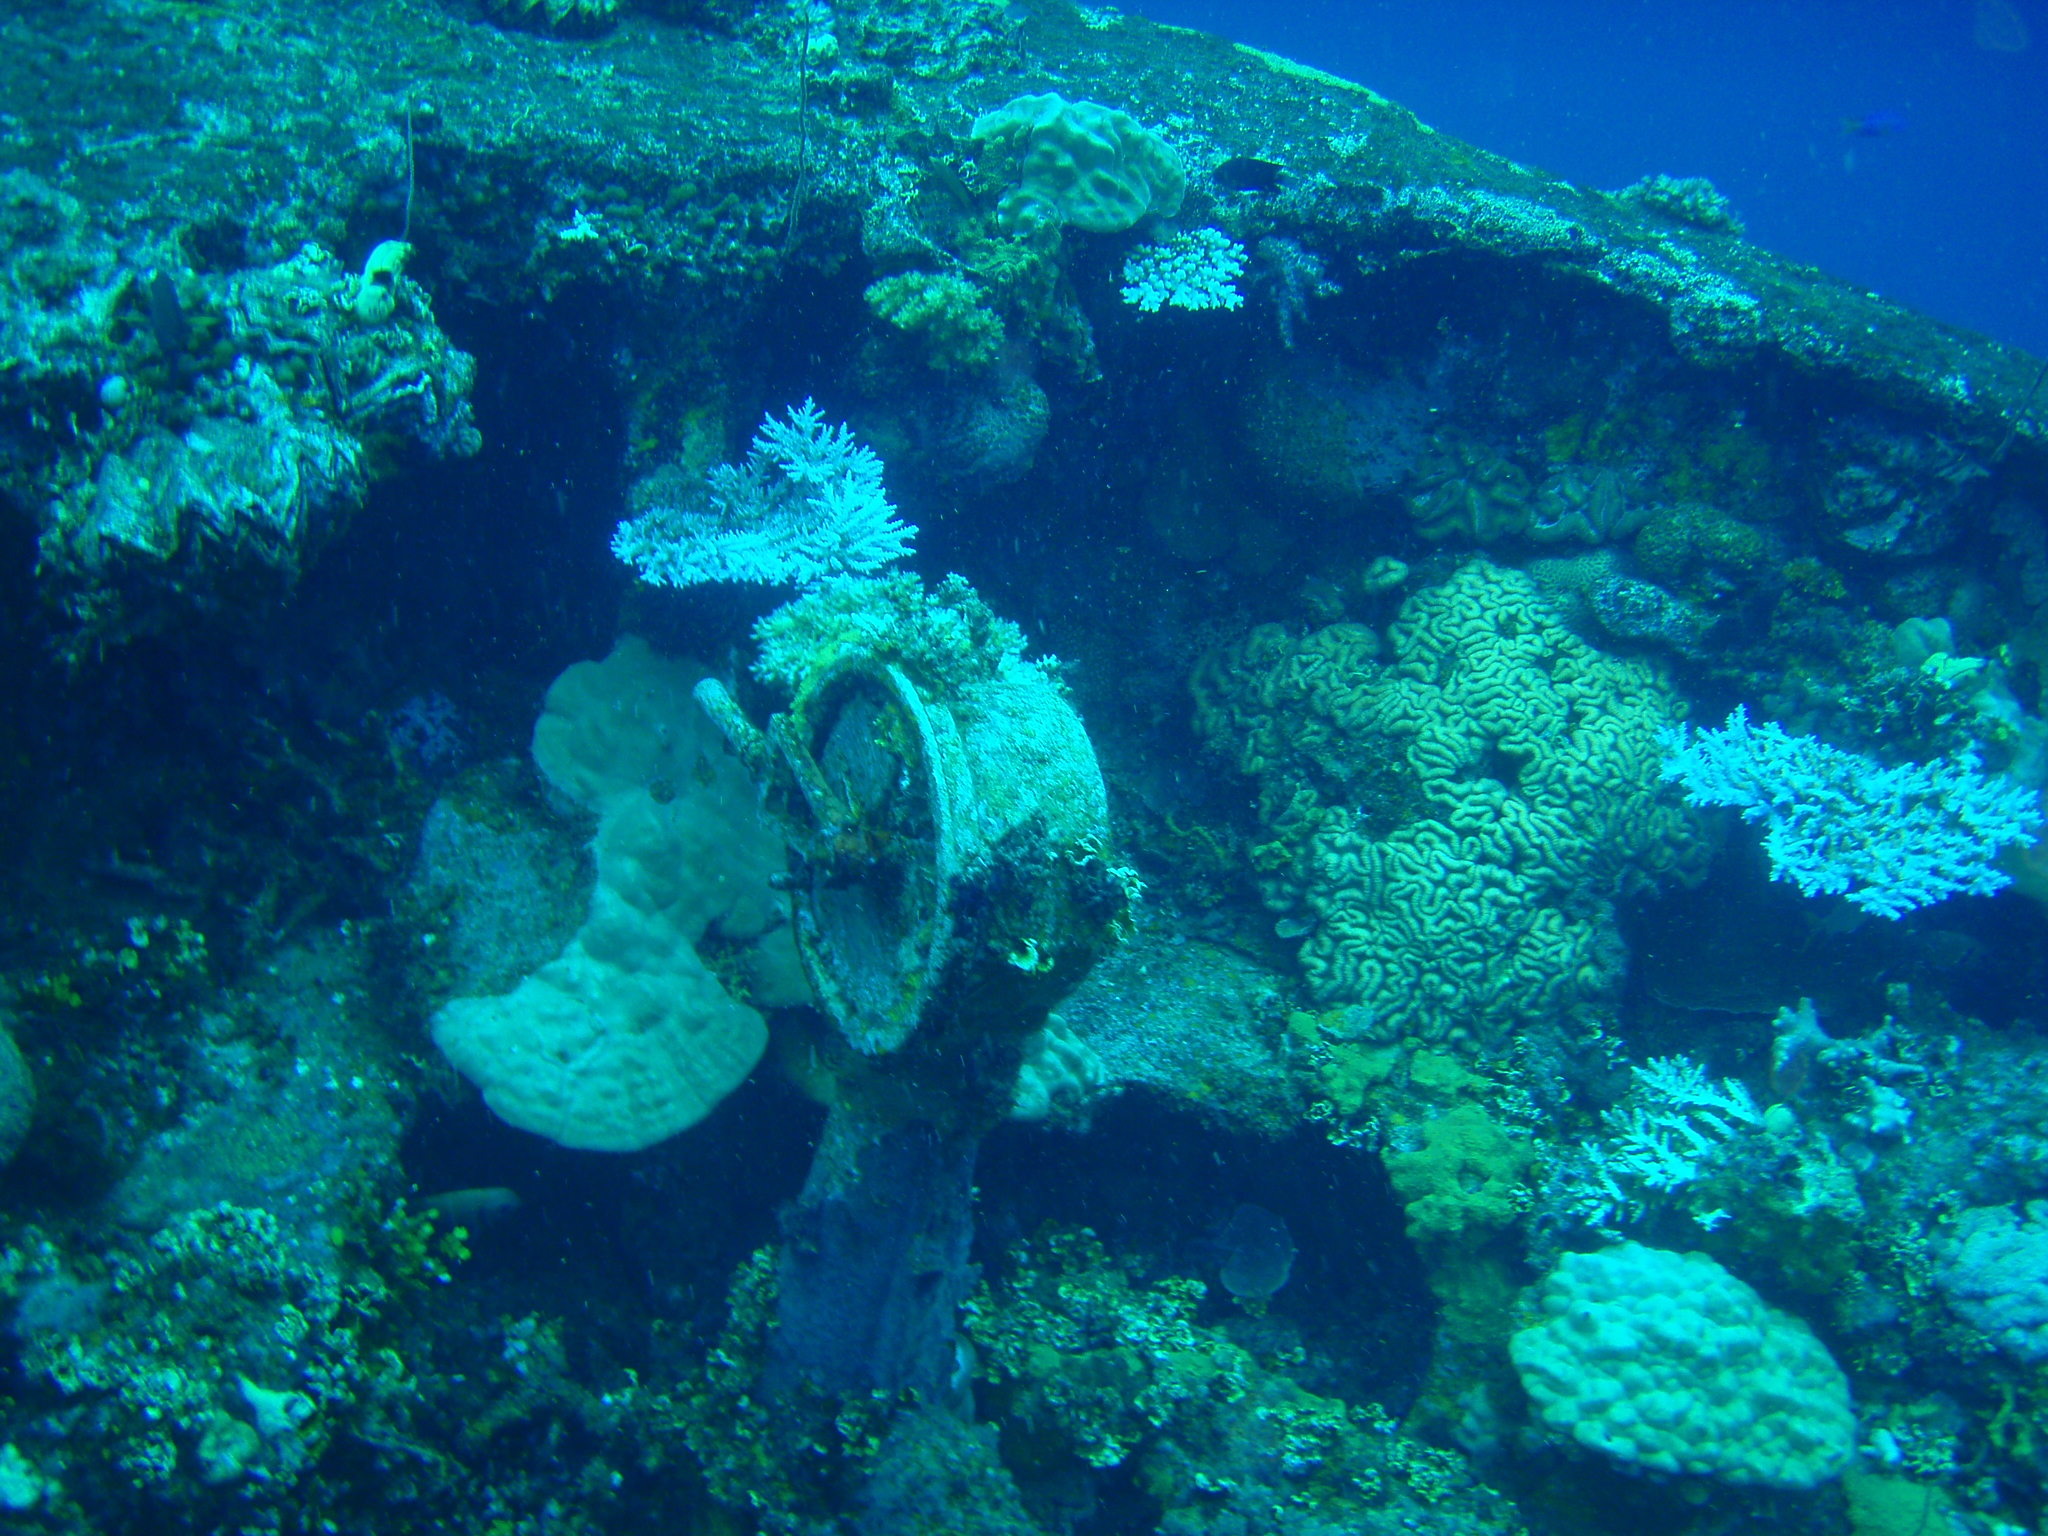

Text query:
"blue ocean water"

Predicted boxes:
[[1136, 0, 2048, 358]]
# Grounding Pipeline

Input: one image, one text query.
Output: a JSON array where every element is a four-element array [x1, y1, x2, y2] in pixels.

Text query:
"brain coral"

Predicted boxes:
[[1194, 561, 1705, 1048]]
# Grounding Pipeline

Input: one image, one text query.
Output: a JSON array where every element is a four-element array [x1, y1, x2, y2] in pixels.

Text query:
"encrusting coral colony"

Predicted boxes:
[[0, 1, 2046, 1534]]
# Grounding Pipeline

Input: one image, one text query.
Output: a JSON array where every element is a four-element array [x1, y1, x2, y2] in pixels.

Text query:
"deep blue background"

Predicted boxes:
[[1132, 0, 2048, 360]]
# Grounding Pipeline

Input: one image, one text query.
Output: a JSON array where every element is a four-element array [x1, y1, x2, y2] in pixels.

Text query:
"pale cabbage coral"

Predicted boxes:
[[431, 640, 806, 1152]]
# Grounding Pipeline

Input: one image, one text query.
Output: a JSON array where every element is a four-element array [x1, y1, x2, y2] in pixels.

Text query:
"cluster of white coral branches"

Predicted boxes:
[[613, 399, 915, 589]]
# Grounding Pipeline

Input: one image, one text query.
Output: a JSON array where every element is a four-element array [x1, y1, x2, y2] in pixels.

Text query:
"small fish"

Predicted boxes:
[[417, 1186, 523, 1228], [923, 158, 978, 211], [1215, 1203, 1296, 1300], [1213, 156, 1285, 194], [1841, 110, 1906, 138], [146, 270, 189, 371]]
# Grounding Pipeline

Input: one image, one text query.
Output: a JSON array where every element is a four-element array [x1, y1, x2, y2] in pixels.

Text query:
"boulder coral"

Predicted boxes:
[[970, 93, 1185, 237]]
